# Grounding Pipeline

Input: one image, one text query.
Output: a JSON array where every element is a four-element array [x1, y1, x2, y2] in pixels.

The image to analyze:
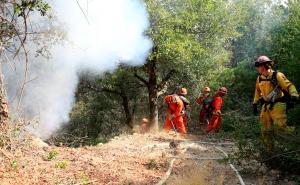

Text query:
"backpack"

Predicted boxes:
[[164, 94, 181, 108], [259, 71, 293, 110], [202, 96, 215, 118]]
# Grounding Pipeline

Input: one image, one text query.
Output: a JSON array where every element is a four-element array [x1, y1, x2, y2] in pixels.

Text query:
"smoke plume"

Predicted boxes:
[[4, 0, 152, 138]]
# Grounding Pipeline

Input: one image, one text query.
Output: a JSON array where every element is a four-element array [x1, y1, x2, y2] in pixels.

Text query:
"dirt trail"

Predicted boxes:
[[0, 132, 258, 185]]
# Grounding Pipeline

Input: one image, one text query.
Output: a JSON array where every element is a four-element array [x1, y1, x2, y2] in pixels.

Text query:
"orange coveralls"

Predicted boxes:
[[196, 95, 212, 124], [163, 95, 186, 134], [206, 95, 223, 133]]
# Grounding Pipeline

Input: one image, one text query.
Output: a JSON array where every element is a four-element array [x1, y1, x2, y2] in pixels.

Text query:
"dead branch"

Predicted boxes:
[[0, 148, 12, 159], [74, 180, 99, 185]]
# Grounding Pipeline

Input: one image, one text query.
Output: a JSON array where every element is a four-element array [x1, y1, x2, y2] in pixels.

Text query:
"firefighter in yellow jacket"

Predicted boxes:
[[253, 55, 299, 150]]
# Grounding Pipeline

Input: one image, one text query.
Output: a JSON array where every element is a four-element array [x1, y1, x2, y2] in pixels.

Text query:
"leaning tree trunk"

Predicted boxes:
[[147, 59, 159, 131], [0, 72, 8, 126], [135, 47, 174, 131]]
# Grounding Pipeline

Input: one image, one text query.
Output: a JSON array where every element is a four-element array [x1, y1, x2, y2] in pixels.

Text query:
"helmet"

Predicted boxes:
[[179, 88, 187, 95], [142, 118, 148, 123], [255, 55, 273, 67], [202, 86, 211, 93], [218, 87, 228, 95]]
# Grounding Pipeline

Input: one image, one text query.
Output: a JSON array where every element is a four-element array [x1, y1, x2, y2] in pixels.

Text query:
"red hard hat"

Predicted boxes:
[[218, 87, 228, 95], [255, 55, 273, 67]]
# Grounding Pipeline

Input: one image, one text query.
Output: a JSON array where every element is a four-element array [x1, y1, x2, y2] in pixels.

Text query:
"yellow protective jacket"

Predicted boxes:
[[253, 70, 299, 104]]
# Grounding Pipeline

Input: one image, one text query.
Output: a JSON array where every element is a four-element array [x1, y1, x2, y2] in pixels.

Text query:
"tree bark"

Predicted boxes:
[[0, 72, 8, 126], [147, 58, 159, 131], [120, 88, 133, 129]]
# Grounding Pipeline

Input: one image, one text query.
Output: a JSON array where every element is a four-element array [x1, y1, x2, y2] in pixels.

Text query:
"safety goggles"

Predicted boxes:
[[254, 62, 264, 67]]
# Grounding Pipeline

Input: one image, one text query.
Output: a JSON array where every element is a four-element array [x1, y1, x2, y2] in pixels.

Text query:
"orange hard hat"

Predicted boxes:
[[180, 88, 187, 95], [218, 87, 228, 95], [202, 86, 211, 93]]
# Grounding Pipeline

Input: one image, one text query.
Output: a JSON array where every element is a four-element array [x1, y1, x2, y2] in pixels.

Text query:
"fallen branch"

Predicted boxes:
[[74, 180, 98, 185], [173, 156, 223, 160], [261, 149, 300, 163], [102, 157, 115, 168], [0, 148, 12, 159], [183, 141, 235, 146]]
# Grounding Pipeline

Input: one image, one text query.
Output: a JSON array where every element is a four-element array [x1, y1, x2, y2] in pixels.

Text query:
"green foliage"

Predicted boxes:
[[263, 1, 300, 174], [1, 0, 50, 42], [271, 0, 300, 84], [1, 0, 53, 56], [55, 160, 69, 169], [13, 0, 50, 17], [11, 160, 18, 169], [231, 0, 286, 66], [146, 0, 241, 71], [61, 66, 144, 146], [46, 150, 59, 161], [220, 0, 300, 176]]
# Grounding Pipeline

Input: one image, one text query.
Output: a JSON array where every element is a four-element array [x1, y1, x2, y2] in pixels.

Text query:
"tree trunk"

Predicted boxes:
[[147, 59, 159, 131], [0, 72, 8, 126], [120, 90, 133, 129]]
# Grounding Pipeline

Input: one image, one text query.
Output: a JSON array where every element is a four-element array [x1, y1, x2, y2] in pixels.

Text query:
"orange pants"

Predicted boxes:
[[183, 114, 188, 127], [164, 115, 186, 134], [206, 115, 221, 133]]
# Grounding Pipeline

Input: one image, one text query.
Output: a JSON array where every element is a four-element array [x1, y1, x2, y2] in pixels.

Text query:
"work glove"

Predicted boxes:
[[291, 95, 299, 103], [212, 110, 221, 116], [169, 114, 175, 120], [288, 95, 299, 110], [186, 104, 191, 111], [252, 103, 258, 116]]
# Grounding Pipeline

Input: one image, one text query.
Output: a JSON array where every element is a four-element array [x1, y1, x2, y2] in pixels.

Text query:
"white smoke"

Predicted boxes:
[[3, 0, 152, 138]]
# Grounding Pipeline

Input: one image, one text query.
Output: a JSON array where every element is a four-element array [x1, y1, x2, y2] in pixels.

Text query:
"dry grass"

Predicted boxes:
[[1, 128, 295, 185], [0, 132, 178, 184]]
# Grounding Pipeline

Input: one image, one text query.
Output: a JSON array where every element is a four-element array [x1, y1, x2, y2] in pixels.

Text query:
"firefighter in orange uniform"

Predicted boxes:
[[139, 118, 149, 134], [196, 86, 213, 125], [206, 87, 228, 133], [178, 88, 190, 128], [163, 94, 186, 135]]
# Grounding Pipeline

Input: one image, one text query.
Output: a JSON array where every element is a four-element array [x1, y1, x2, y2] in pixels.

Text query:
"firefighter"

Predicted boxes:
[[178, 88, 190, 128], [163, 94, 186, 135], [0, 97, 8, 125], [206, 87, 228, 134], [252, 55, 299, 150], [196, 86, 213, 126], [140, 118, 149, 134]]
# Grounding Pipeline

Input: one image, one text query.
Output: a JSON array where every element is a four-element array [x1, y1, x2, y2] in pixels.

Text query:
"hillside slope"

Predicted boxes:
[[0, 132, 273, 185]]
